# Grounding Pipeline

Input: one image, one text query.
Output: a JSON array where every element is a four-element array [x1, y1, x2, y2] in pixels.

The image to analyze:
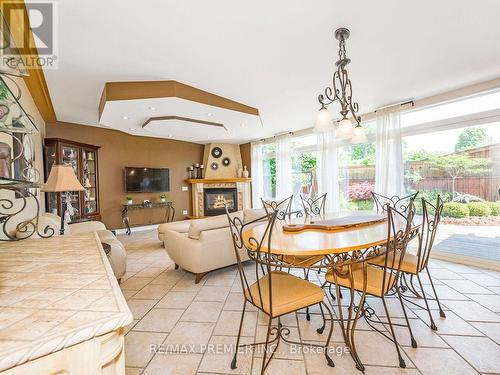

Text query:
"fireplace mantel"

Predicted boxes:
[[185, 178, 251, 184], [186, 178, 252, 218]]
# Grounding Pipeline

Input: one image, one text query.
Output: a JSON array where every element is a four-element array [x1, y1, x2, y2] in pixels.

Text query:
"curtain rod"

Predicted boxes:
[[374, 100, 414, 112]]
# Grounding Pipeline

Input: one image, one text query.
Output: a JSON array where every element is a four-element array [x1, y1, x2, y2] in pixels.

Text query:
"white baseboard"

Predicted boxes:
[[114, 224, 159, 235]]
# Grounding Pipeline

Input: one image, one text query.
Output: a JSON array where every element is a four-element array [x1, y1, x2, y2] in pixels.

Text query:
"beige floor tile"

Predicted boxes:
[[157, 291, 197, 309], [405, 347, 478, 375], [441, 279, 494, 294], [121, 277, 153, 291], [149, 271, 184, 286], [463, 273, 500, 286], [127, 299, 157, 319], [441, 300, 500, 322], [297, 313, 334, 343], [213, 310, 257, 336], [470, 322, 500, 344], [182, 301, 224, 322], [133, 284, 172, 300], [467, 293, 500, 312], [364, 366, 420, 374], [443, 335, 500, 373], [488, 286, 500, 295], [391, 318, 448, 348], [133, 308, 184, 332], [252, 358, 306, 375], [428, 268, 466, 280], [422, 283, 471, 300], [204, 273, 237, 286], [121, 289, 138, 300], [350, 330, 414, 368], [413, 309, 483, 335], [257, 310, 298, 327], [125, 319, 139, 335], [171, 277, 205, 292], [125, 367, 143, 375], [223, 293, 257, 311], [198, 335, 253, 374], [143, 353, 202, 375], [365, 298, 417, 319], [194, 285, 231, 302], [303, 343, 356, 374], [125, 331, 167, 368], [164, 321, 215, 353]]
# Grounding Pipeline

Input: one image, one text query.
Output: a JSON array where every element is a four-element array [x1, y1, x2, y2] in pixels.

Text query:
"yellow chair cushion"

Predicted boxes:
[[368, 251, 419, 274], [280, 255, 325, 268], [245, 270, 324, 317], [325, 264, 397, 297]]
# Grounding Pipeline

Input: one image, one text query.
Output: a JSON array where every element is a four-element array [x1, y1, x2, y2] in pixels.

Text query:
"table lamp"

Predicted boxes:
[[41, 164, 85, 235]]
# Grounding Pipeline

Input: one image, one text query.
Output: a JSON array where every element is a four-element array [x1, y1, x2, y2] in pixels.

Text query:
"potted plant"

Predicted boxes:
[[126, 196, 133, 205], [160, 193, 167, 203]]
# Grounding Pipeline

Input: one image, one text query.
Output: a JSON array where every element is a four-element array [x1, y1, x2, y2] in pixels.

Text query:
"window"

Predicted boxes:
[[261, 143, 276, 199], [291, 134, 317, 199]]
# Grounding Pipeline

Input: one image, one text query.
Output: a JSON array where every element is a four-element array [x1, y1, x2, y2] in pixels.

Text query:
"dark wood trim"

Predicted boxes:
[[45, 138, 102, 150], [99, 80, 259, 119], [142, 116, 226, 129], [1, 0, 57, 122]]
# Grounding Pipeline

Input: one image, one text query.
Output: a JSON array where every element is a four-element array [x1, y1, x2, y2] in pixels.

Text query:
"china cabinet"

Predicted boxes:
[[44, 138, 101, 222]]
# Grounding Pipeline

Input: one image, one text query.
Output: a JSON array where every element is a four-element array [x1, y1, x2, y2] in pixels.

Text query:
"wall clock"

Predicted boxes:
[[222, 157, 231, 166], [211, 147, 222, 158], [211, 162, 219, 170]]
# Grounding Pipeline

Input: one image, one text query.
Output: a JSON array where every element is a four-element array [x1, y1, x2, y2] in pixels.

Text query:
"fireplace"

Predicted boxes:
[[204, 188, 237, 216]]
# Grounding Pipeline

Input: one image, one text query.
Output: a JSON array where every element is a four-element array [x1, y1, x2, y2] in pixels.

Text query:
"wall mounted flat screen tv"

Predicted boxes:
[[124, 167, 170, 193]]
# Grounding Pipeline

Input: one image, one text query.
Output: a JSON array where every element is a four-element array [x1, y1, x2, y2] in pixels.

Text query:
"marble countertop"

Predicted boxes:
[[0, 232, 133, 371]]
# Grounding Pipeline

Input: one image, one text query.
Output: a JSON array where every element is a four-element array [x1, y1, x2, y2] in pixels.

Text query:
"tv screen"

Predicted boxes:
[[124, 167, 170, 193]]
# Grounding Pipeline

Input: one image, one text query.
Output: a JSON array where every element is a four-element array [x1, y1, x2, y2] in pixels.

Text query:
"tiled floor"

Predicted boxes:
[[119, 230, 500, 375]]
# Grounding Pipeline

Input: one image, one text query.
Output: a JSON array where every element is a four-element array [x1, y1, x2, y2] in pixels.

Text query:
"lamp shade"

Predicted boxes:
[[313, 107, 333, 133], [351, 125, 368, 144], [336, 118, 354, 139], [41, 164, 85, 192]]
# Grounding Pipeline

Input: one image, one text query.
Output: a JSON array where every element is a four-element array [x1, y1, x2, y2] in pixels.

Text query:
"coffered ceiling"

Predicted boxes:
[[42, 0, 500, 143]]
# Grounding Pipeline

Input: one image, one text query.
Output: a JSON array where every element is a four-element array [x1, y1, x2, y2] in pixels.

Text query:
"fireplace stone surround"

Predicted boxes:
[[185, 178, 251, 218]]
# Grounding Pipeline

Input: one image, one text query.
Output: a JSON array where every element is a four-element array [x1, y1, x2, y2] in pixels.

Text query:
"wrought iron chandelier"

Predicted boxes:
[[314, 27, 367, 143]]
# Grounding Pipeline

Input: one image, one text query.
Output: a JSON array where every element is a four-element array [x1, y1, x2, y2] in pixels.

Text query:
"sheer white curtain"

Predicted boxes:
[[275, 134, 293, 199], [251, 142, 265, 207], [317, 129, 340, 212], [375, 107, 404, 198]]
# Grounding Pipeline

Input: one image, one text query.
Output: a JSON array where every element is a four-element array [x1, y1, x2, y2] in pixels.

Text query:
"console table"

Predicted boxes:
[[122, 201, 175, 235]]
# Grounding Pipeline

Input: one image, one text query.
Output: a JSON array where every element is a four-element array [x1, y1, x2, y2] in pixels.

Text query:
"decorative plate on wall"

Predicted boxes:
[[211, 147, 222, 158], [222, 157, 231, 166], [211, 162, 219, 170]]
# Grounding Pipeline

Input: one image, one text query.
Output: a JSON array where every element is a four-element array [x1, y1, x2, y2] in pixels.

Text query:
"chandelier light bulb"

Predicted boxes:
[[351, 125, 367, 144], [313, 107, 333, 133], [337, 118, 354, 139]]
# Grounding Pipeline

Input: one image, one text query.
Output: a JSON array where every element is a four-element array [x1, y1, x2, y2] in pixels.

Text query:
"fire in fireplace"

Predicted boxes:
[[204, 188, 237, 216]]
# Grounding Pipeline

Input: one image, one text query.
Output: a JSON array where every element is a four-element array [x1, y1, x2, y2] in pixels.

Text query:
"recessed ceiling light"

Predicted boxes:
[[207, 113, 213, 117], [122, 115, 129, 120], [129, 128, 136, 131], [148, 106, 156, 111], [168, 134, 173, 138]]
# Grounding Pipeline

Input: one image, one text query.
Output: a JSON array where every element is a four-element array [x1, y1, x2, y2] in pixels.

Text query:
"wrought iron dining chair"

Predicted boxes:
[[261, 195, 293, 221], [262, 194, 326, 320], [300, 192, 327, 216], [226, 207, 335, 374], [372, 191, 418, 214], [324, 204, 417, 371], [370, 196, 446, 330]]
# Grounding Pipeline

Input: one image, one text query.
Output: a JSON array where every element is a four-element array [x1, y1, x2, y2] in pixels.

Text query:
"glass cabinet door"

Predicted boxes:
[[61, 145, 81, 221], [45, 144, 59, 215], [82, 148, 98, 215]]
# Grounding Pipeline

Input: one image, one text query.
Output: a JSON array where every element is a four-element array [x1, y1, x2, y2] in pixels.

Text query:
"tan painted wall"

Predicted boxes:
[[46, 122, 204, 230], [239, 143, 251, 177], [202, 143, 242, 179]]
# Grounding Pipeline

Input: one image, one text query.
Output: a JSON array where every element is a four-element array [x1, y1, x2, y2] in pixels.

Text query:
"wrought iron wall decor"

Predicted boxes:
[[0, 72, 51, 241], [314, 27, 367, 142]]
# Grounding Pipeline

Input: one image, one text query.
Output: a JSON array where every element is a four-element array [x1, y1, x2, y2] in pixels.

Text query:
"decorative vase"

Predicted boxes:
[[160, 198, 166, 203], [242, 165, 249, 178], [127, 199, 133, 205], [237, 166, 243, 178]]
